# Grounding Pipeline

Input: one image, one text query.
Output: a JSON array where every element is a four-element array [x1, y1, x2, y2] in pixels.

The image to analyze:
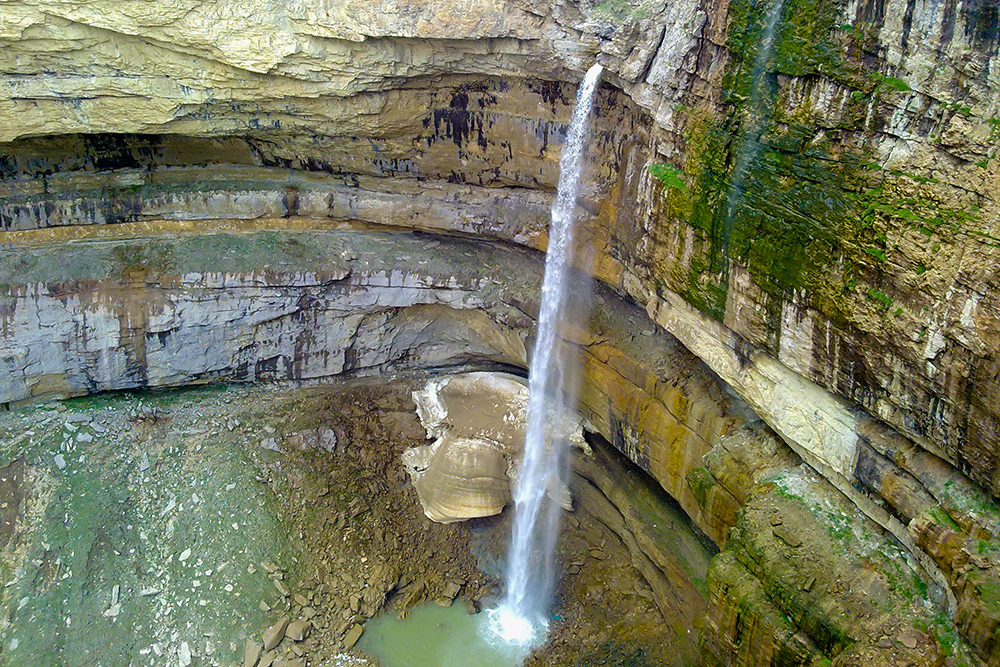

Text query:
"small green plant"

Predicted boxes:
[[866, 288, 893, 309], [931, 612, 959, 657], [928, 506, 962, 531], [863, 247, 887, 262], [648, 163, 689, 191], [686, 466, 715, 507], [878, 76, 911, 92], [946, 102, 973, 116]]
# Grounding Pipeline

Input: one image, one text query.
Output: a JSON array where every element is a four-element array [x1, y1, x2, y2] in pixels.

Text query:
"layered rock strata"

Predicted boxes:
[[0, 223, 533, 401], [1, 2, 998, 496], [2, 0, 1000, 663]]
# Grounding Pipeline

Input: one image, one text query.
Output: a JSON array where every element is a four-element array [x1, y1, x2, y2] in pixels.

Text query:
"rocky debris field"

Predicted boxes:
[[0, 376, 705, 666]]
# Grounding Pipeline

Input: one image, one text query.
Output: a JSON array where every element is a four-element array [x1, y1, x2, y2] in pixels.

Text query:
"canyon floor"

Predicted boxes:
[[0, 376, 705, 667]]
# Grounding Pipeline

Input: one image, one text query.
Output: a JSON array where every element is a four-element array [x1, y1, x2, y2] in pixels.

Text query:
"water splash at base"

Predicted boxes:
[[483, 605, 547, 649]]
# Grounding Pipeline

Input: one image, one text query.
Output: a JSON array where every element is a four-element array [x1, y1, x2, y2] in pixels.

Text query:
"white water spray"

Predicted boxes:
[[489, 63, 603, 646]]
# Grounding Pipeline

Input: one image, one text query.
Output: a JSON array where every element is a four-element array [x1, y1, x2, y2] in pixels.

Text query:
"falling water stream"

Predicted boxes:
[[488, 62, 604, 647], [361, 64, 605, 666]]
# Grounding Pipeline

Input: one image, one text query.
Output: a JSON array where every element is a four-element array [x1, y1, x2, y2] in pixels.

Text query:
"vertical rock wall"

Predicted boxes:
[[2, 0, 1000, 664]]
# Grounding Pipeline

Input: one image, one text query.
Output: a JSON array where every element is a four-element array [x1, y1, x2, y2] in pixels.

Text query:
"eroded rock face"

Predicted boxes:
[[2, 0, 997, 506], [2, 0, 1000, 664], [403, 372, 585, 523], [0, 225, 534, 401]]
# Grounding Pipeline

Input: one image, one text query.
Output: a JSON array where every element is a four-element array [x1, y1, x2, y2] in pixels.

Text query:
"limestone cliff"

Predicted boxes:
[[2, 0, 1000, 664]]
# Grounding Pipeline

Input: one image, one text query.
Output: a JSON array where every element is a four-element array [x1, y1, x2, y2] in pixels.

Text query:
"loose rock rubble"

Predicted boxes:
[[0, 377, 713, 666]]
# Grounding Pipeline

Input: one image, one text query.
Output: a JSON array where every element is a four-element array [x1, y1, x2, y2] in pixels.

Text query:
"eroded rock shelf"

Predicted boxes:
[[1, 0, 999, 665]]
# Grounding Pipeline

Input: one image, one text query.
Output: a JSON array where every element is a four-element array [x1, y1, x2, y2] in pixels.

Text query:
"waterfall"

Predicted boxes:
[[489, 63, 603, 646], [722, 0, 786, 244]]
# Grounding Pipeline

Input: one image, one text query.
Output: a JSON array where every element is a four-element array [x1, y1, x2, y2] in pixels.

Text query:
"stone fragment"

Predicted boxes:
[[293, 592, 309, 607], [772, 525, 802, 547], [287, 427, 337, 454], [273, 659, 305, 667], [244, 639, 262, 667], [286, 619, 311, 641], [403, 373, 586, 523], [178, 641, 192, 667], [273, 580, 290, 597], [160, 496, 176, 516], [258, 651, 276, 667], [262, 617, 290, 651], [897, 627, 924, 649], [435, 581, 462, 606], [343, 624, 364, 649]]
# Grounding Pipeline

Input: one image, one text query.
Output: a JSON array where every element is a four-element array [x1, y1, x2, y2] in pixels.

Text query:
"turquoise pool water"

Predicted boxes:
[[359, 602, 536, 667]]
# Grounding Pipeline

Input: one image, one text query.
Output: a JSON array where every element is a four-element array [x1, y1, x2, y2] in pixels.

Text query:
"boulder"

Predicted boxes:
[[403, 372, 587, 523]]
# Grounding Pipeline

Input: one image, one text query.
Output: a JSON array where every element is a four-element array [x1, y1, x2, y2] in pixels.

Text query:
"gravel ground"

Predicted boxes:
[[0, 377, 693, 667]]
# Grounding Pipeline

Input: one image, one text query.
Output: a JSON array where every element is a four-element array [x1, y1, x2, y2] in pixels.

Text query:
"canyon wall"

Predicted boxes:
[[2, 0, 1000, 664]]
